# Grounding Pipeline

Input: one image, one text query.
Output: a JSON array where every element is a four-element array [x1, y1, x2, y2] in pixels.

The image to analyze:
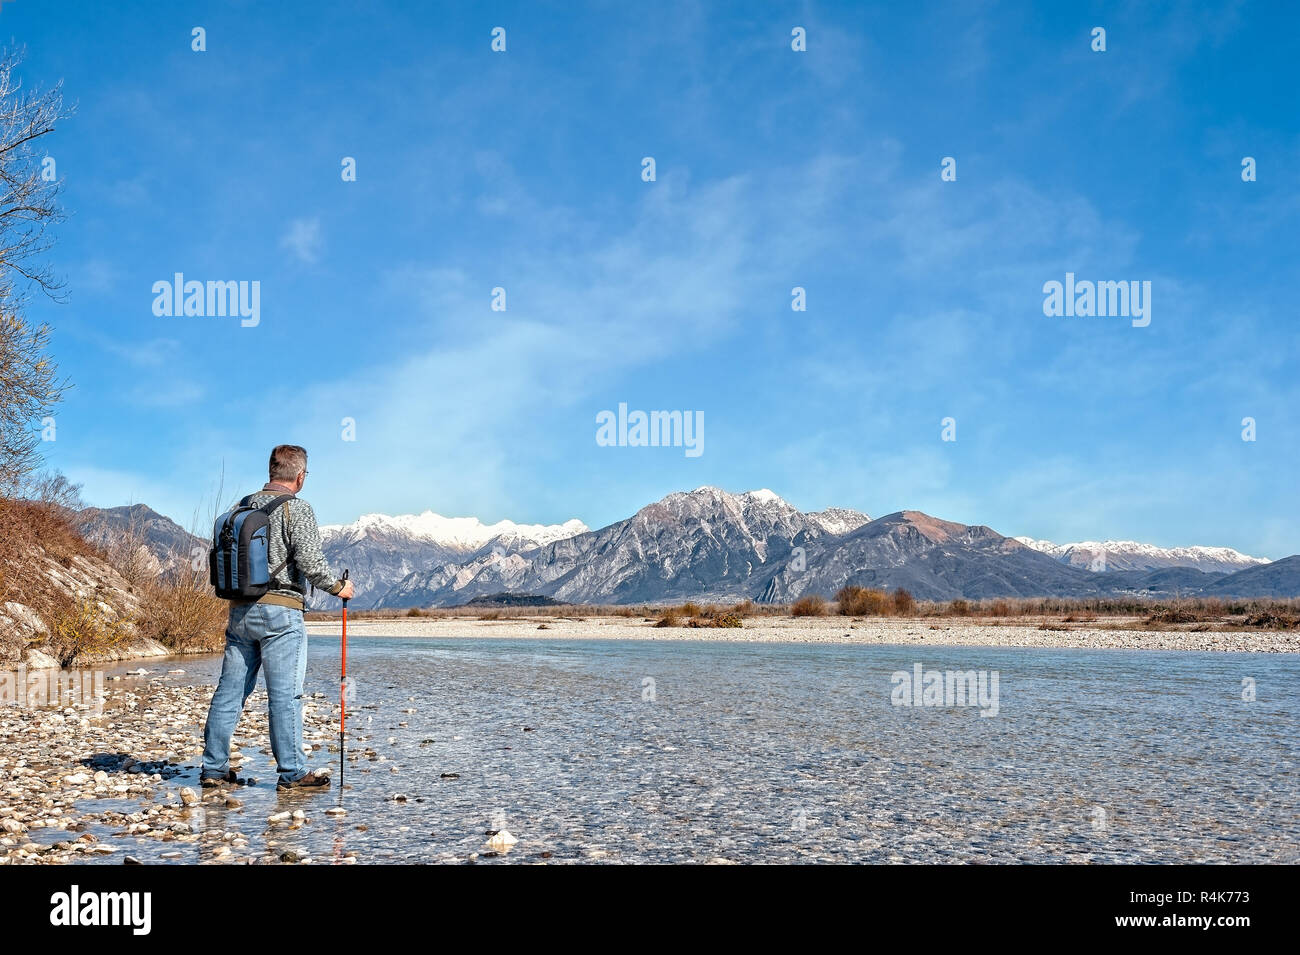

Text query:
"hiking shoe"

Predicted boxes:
[[200, 770, 241, 789], [277, 771, 331, 791]]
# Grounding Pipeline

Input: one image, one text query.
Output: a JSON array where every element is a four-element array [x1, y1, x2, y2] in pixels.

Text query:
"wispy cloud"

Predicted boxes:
[[280, 217, 323, 264]]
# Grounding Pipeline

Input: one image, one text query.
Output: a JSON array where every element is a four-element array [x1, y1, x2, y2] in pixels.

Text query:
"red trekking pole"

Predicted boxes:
[[339, 569, 349, 793]]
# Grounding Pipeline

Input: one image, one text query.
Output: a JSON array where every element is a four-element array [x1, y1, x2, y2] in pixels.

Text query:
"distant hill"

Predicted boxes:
[[1198, 556, 1300, 598], [762, 510, 1104, 602], [77, 503, 205, 576], [1103, 566, 1229, 596]]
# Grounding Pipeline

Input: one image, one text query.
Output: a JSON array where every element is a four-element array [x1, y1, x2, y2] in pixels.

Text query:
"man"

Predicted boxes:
[[200, 444, 355, 791]]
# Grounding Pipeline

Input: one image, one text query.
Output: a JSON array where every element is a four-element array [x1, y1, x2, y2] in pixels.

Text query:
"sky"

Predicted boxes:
[[9, 0, 1299, 557]]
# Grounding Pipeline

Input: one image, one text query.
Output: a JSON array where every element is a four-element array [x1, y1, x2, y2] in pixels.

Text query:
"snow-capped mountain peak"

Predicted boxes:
[[1014, 536, 1269, 573], [321, 511, 588, 550], [807, 507, 873, 536]]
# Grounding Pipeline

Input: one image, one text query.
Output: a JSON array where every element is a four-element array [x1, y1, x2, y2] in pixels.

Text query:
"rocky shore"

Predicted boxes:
[[0, 674, 352, 865]]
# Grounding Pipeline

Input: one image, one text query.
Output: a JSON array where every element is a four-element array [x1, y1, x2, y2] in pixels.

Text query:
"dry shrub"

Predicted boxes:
[[987, 599, 1012, 618], [43, 595, 134, 666], [948, 599, 970, 617], [1244, 611, 1297, 630], [654, 609, 681, 628], [0, 482, 96, 602], [892, 589, 916, 616], [687, 611, 742, 628], [0, 479, 129, 664], [679, 602, 702, 618], [791, 594, 828, 617], [136, 564, 227, 654], [1145, 605, 1208, 625], [836, 585, 894, 616]]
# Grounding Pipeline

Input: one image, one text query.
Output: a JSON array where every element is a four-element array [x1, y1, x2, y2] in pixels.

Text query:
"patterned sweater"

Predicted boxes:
[[238, 483, 345, 610]]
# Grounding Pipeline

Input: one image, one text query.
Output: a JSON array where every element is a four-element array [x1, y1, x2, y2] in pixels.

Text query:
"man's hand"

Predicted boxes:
[[338, 580, 355, 601]]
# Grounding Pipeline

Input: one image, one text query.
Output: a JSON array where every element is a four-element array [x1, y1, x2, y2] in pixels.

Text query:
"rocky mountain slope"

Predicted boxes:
[[375, 487, 871, 607], [77, 503, 205, 577]]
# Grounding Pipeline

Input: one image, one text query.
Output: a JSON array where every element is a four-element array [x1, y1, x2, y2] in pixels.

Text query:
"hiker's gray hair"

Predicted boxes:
[[269, 445, 308, 482]]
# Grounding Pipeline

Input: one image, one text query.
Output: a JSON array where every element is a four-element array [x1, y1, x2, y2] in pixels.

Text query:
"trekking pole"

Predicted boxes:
[[339, 569, 349, 794]]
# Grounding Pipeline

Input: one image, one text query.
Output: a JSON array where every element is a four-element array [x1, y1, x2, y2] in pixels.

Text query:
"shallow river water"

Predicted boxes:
[[50, 637, 1300, 863]]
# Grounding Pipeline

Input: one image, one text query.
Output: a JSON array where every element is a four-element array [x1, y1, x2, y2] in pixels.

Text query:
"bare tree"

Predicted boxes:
[[0, 48, 72, 494]]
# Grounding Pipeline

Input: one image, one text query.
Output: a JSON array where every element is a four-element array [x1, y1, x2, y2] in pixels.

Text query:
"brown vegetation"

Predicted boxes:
[[790, 594, 828, 617], [134, 564, 227, 654], [835, 585, 916, 617]]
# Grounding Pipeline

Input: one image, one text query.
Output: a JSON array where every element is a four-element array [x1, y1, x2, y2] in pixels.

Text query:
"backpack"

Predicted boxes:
[[209, 494, 294, 600]]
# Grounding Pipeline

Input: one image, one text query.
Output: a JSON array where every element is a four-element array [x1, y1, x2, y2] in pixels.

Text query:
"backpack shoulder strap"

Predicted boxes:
[[261, 494, 295, 577], [257, 493, 295, 515]]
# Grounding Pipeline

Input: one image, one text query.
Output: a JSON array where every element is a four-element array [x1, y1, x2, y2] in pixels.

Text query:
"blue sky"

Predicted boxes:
[[11, 0, 1298, 557]]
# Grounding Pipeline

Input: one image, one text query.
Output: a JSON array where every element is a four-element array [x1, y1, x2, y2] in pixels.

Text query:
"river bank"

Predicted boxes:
[[304, 614, 1300, 653]]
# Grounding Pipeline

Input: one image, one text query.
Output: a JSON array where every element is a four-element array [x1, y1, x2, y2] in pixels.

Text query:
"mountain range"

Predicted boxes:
[[78, 488, 1297, 607], [1012, 536, 1267, 573]]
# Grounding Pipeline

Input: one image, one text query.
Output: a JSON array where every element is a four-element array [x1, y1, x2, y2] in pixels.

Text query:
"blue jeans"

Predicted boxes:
[[201, 602, 310, 784]]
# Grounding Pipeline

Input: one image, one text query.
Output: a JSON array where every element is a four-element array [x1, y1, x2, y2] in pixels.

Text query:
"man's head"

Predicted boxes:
[[269, 444, 308, 493]]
